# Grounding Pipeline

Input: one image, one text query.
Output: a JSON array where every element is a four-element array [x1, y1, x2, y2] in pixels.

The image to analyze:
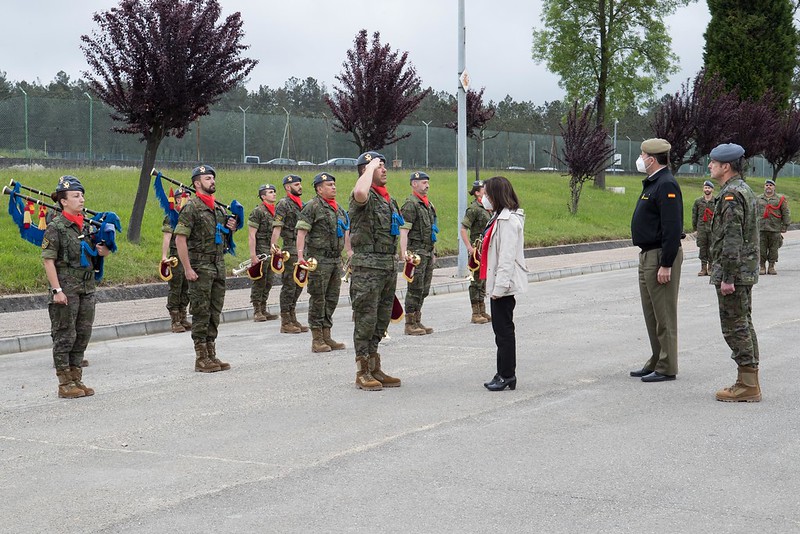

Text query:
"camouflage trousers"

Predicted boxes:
[[187, 261, 226, 343], [716, 284, 759, 367], [696, 227, 712, 264], [404, 254, 433, 314], [279, 252, 304, 312], [166, 262, 190, 311], [49, 289, 96, 370], [306, 260, 342, 329], [759, 231, 783, 263], [468, 274, 487, 303], [249, 266, 273, 304], [350, 265, 397, 357]]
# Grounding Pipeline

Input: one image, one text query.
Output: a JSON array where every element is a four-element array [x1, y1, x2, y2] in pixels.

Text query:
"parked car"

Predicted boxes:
[[538, 167, 558, 171], [264, 157, 297, 166], [318, 157, 358, 166], [244, 155, 260, 164], [506, 166, 525, 171], [297, 160, 315, 166]]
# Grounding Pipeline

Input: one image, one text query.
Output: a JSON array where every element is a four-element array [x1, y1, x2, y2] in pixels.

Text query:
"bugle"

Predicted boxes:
[[159, 256, 179, 281], [402, 251, 421, 283], [468, 238, 482, 280], [293, 257, 318, 287], [233, 253, 269, 277], [340, 255, 352, 282], [150, 169, 244, 230]]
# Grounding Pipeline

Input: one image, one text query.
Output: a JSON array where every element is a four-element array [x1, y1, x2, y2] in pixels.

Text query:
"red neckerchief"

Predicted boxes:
[[371, 185, 390, 203], [763, 196, 784, 218], [287, 193, 303, 209], [702, 207, 714, 222], [479, 220, 495, 280], [62, 211, 84, 229], [196, 192, 216, 211], [263, 201, 276, 217], [413, 191, 429, 207], [322, 197, 338, 212]]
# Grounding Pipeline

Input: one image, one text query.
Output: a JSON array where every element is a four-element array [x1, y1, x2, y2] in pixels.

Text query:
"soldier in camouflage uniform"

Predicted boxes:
[[400, 171, 438, 335], [296, 172, 350, 353], [708, 143, 761, 402], [271, 175, 308, 334], [460, 179, 492, 324], [349, 151, 402, 390], [248, 184, 278, 322], [691, 180, 716, 276], [162, 187, 192, 332], [756, 179, 791, 275], [174, 165, 237, 373], [42, 175, 110, 398]]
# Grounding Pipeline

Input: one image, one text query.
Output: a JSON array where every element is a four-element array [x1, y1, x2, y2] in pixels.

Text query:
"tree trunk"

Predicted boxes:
[[594, 0, 608, 190], [127, 133, 164, 244]]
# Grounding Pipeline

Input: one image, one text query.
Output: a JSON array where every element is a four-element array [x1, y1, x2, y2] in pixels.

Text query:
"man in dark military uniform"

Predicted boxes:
[[248, 184, 278, 322], [349, 151, 402, 390], [271, 175, 308, 334], [756, 178, 791, 275], [162, 187, 193, 332], [691, 180, 715, 276], [708, 143, 761, 402], [629, 138, 684, 383], [400, 171, 438, 335], [296, 172, 350, 353], [42, 175, 110, 398], [174, 165, 237, 373], [460, 179, 492, 324]]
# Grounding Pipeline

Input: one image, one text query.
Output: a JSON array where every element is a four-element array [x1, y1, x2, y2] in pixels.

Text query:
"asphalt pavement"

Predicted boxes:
[[1, 232, 799, 533]]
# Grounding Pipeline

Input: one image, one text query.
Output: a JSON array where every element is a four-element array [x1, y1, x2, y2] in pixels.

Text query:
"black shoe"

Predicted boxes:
[[485, 375, 516, 391], [629, 367, 653, 377], [641, 371, 676, 383], [483, 374, 500, 387]]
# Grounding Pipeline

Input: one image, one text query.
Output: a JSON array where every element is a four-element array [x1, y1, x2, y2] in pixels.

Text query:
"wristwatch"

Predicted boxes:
[[51, 287, 63, 295]]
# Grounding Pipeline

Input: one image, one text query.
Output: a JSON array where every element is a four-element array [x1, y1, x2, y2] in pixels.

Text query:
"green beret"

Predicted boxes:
[[641, 138, 671, 155]]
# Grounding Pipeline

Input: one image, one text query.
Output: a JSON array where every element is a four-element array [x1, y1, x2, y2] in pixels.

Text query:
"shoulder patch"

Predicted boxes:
[[41, 237, 49, 249], [724, 195, 735, 201], [275, 214, 284, 222]]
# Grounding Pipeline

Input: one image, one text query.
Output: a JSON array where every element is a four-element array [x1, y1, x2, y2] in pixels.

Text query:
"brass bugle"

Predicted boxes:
[[341, 255, 352, 282], [405, 251, 421, 266], [233, 253, 269, 276], [2, 186, 103, 228], [7, 180, 100, 217], [297, 257, 318, 271]]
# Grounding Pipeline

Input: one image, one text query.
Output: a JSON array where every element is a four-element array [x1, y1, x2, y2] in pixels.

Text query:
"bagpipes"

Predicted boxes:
[[293, 258, 318, 287], [3, 181, 122, 281], [232, 253, 269, 280], [468, 238, 482, 281], [151, 169, 244, 256], [402, 251, 422, 283]]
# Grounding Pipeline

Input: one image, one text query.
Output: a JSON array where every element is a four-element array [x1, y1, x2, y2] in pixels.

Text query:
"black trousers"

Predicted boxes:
[[490, 295, 516, 378]]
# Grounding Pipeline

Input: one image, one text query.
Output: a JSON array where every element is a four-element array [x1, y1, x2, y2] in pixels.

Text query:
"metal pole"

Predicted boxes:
[[238, 106, 249, 163], [422, 120, 432, 167], [322, 112, 330, 162], [19, 87, 28, 159], [457, 0, 467, 277], [84, 92, 93, 161], [613, 119, 618, 171], [625, 135, 631, 171], [280, 107, 290, 159]]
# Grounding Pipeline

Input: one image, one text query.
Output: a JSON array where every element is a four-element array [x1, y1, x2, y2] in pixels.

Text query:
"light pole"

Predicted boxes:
[[321, 112, 330, 162], [238, 106, 249, 163], [456, 0, 467, 277], [280, 107, 290, 159], [18, 87, 28, 158], [625, 135, 631, 171], [422, 120, 432, 167], [84, 92, 93, 161], [612, 118, 619, 171]]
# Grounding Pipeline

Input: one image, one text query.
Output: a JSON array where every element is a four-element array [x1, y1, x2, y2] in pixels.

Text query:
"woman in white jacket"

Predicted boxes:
[[479, 176, 528, 391]]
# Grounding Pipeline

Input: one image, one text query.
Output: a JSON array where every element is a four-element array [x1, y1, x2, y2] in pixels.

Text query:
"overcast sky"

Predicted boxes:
[[1, 0, 711, 104]]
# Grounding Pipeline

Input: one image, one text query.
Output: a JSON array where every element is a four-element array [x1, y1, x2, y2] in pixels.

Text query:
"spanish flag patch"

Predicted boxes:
[[724, 195, 735, 201], [667, 193, 676, 198]]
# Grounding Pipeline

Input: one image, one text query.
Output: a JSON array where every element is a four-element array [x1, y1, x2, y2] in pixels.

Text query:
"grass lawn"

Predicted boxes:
[[1, 166, 797, 294]]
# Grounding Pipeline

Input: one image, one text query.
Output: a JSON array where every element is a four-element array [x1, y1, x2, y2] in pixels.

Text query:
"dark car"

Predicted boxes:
[[318, 157, 358, 167]]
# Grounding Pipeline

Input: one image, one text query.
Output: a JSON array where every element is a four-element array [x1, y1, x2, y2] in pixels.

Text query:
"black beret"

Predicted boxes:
[[356, 151, 387, 165], [313, 173, 336, 186], [191, 164, 216, 179], [410, 171, 430, 182], [258, 184, 276, 196], [283, 174, 302, 185], [55, 175, 84, 194], [709, 143, 745, 163], [703, 180, 714, 189]]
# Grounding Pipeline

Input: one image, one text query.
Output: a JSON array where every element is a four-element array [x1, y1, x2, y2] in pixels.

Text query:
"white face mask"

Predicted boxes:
[[636, 156, 648, 174], [481, 195, 493, 211]]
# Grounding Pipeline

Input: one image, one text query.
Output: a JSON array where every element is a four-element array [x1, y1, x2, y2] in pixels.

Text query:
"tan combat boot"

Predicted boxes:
[[322, 327, 346, 350], [69, 366, 95, 396], [405, 313, 426, 335], [179, 308, 192, 330], [479, 301, 492, 321], [355, 356, 382, 391], [697, 262, 708, 276], [253, 302, 267, 322], [471, 302, 489, 324], [194, 341, 221, 373], [206, 340, 230, 371], [768, 262, 777, 275], [169, 310, 186, 333], [290, 309, 309, 332], [56, 369, 85, 399], [416, 311, 433, 334], [716, 365, 761, 402], [759, 261, 766, 275], [280, 311, 302, 334], [311, 328, 332, 353], [368, 353, 401, 387], [262, 303, 278, 321]]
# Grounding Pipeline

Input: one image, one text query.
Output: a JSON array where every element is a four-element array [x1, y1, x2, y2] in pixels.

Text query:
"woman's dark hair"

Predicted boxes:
[[51, 191, 67, 206], [483, 176, 519, 212]]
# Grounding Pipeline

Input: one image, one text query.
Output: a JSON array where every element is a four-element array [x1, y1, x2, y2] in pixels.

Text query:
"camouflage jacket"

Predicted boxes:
[[41, 214, 97, 292], [710, 176, 759, 286], [756, 194, 791, 232], [296, 196, 347, 262], [401, 193, 437, 256], [349, 189, 401, 270], [273, 196, 303, 253], [691, 196, 716, 232], [248, 202, 276, 255], [161, 215, 179, 257], [173, 196, 228, 265], [461, 199, 491, 242]]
